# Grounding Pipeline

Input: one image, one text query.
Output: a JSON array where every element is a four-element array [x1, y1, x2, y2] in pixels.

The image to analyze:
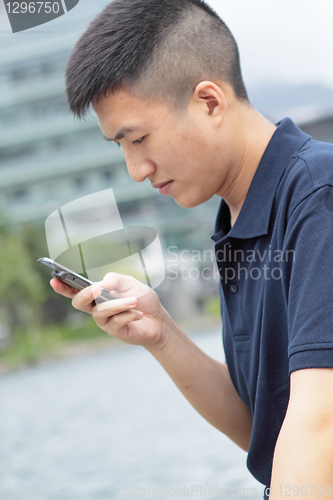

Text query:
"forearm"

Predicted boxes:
[[270, 414, 333, 498], [52, 276, 252, 450], [145, 313, 252, 451]]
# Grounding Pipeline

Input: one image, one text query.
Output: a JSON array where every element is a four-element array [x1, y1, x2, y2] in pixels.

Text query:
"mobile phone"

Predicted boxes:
[[38, 257, 114, 303]]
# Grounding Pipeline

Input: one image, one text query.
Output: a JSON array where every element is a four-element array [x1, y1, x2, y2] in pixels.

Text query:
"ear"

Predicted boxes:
[[193, 81, 227, 118]]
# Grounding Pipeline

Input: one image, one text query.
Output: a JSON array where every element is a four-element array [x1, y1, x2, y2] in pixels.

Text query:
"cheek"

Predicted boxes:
[[184, 131, 208, 159], [173, 136, 199, 159]]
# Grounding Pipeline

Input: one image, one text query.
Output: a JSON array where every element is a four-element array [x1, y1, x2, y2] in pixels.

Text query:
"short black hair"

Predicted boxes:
[[66, 0, 248, 118]]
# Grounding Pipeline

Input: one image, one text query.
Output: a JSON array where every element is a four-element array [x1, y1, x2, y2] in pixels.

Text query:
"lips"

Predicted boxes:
[[152, 181, 173, 190], [158, 181, 173, 195]]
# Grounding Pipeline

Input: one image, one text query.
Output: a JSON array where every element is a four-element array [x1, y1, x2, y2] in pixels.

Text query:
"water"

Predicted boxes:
[[0, 327, 264, 500]]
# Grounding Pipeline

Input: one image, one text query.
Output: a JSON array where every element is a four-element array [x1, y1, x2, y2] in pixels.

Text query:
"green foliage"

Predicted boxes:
[[0, 316, 105, 368], [0, 221, 112, 371], [0, 231, 44, 303], [0, 224, 47, 329], [204, 296, 221, 317]]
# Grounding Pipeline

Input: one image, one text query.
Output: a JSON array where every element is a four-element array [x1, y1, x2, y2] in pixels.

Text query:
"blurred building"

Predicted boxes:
[[0, 6, 219, 321], [249, 83, 333, 143], [0, 3, 219, 247], [0, 29, 163, 227], [2, 7, 333, 320]]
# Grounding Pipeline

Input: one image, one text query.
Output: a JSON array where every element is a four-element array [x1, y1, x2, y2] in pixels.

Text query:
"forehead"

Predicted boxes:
[[93, 90, 170, 132]]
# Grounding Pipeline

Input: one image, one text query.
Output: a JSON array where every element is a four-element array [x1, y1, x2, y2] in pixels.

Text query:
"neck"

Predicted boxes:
[[218, 104, 276, 228]]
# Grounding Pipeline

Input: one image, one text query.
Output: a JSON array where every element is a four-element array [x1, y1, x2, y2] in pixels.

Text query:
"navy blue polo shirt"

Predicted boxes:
[[211, 117, 333, 488]]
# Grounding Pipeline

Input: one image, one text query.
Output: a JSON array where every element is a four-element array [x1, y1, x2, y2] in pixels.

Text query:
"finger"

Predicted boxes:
[[94, 296, 139, 313], [50, 278, 78, 299], [72, 284, 139, 315], [71, 283, 102, 312], [98, 272, 140, 295], [96, 308, 144, 331]]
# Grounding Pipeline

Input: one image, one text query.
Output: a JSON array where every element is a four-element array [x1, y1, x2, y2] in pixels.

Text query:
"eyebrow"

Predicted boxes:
[[104, 126, 139, 142]]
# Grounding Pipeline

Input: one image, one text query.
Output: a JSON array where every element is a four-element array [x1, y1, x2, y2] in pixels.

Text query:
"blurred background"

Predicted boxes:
[[0, 1, 333, 498]]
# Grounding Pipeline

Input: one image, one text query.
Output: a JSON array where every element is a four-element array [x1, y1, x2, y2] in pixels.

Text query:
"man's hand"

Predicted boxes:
[[51, 272, 168, 349], [51, 272, 253, 451]]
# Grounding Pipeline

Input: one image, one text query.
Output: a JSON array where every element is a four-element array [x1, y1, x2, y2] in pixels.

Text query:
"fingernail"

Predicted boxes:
[[123, 297, 137, 305], [89, 285, 101, 297], [136, 311, 144, 318]]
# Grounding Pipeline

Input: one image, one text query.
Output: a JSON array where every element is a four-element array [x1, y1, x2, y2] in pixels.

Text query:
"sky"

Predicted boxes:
[[0, 0, 333, 91], [207, 0, 333, 91]]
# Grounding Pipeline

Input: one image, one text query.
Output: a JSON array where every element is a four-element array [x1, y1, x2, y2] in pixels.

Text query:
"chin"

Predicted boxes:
[[174, 194, 208, 209]]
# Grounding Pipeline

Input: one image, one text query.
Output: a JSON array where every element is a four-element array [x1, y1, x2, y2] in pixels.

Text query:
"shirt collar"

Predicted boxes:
[[211, 117, 311, 243]]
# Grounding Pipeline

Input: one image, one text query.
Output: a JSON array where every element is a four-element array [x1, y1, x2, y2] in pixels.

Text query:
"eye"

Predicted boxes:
[[104, 136, 121, 148], [132, 136, 146, 145]]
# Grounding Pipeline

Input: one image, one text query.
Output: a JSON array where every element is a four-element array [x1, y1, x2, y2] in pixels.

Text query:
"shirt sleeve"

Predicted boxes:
[[283, 184, 333, 375]]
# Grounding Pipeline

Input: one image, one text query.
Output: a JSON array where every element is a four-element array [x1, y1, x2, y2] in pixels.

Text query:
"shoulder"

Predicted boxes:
[[278, 138, 333, 220], [296, 139, 333, 189]]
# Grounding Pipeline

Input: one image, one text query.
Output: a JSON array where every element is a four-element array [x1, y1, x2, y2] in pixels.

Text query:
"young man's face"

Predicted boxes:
[[93, 89, 232, 208]]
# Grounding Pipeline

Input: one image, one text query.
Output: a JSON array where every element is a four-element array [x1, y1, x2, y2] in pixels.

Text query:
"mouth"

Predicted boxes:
[[158, 181, 173, 195], [152, 181, 173, 194]]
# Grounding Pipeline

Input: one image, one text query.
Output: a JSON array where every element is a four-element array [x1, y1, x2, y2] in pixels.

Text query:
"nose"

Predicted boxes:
[[123, 149, 156, 183]]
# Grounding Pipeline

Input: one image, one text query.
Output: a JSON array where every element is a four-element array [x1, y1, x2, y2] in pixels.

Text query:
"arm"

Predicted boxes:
[[146, 315, 253, 452], [51, 273, 252, 452], [270, 368, 333, 498]]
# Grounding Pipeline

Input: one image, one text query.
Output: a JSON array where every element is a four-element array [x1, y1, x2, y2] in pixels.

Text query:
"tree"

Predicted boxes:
[[0, 225, 46, 330]]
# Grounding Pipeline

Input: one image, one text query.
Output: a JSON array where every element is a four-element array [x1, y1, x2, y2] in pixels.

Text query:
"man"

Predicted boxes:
[[51, 0, 333, 496]]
